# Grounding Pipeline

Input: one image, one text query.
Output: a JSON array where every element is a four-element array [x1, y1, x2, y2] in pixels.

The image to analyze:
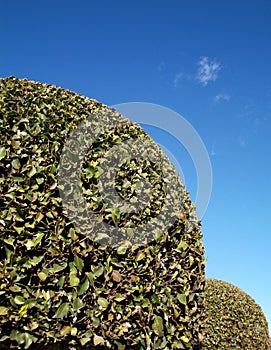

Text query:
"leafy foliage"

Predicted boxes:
[[201, 279, 270, 349], [0, 77, 205, 349]]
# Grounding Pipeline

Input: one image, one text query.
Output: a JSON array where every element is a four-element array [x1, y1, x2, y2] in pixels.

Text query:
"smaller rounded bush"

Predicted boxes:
[[201, 278, 270, 349]]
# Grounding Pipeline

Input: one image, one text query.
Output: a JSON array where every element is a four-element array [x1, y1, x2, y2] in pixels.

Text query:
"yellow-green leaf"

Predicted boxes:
[[18, 304, 28, 316], [152, 315, 164, 336], [69, 273, 80, 287], [14, 295, 25, 305], [181, 335, 189, 343], [71, 327, 78, 336], [0, 147, 6, 159], [60, 326, 71, 336], [136, 251, 145, 261], [97, 297, 108, 308], [116, 246, 127, 255], [93, 334, 105, 346], [38, 271, 47, 281], [0, 306, 8, 315]]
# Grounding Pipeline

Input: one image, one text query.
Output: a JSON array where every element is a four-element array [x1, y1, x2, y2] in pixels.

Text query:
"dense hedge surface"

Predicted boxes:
[[201, 279, 270, 350], [0, 77, 205, 349]]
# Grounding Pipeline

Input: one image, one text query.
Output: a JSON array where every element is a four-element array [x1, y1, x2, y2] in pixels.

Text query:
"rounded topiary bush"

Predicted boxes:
[[201, 278, 270, 349], [0, 77, 205, 349]]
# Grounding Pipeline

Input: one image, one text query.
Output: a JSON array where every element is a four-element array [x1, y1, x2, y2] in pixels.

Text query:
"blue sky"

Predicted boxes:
[[1, 0, 271, 329]]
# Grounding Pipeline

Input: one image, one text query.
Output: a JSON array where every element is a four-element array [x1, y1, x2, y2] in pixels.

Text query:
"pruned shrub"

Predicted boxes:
[[201, 278, 270, 349], [0, 77, 205, 349]]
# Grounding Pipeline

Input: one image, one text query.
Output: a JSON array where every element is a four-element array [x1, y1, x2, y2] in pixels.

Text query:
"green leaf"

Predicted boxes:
[[23, 332, 33, 349], [181, 335, 189, 343], [54, 302, 69, 318], [73, 297, 84, 310], [71, 327, 78, 336], [38, 271, 47, 281], [52, 262, 67, 273], [35, 212, 44, 222], [14, 296, 25, 305], [69, 273, 80, 287], [11, 175, 24, 182], [11, 158, 20, 170], [0, 306, 8, 315], [93, 334, 105, 346], [0, 335, 9, 342], [29, 255, 43, 266], [177, 293, 187, 305], [92, 316, 100, 327], [151, 294, 159, 304], [176, 241, 188, 252], [14, 226, 24, 234], [97, 297, 108, 308], [18, 304, 28, 316], [0, 146, 6, 159], [74, 255, 84, 272], [57, 276, 65, 288], [152, 315, 164, 336], [33, 232, 44, 246], [80, 331, 92, 346], [78, 278, 89, 295], [60, 326, 71, 336], [93, 265, 104, 277], [136, 251, 145, 261], [27, 167, 36, 178], [4, 237, 15, 247], [114, 294, 126, 302], [116, 246, 127, 255]]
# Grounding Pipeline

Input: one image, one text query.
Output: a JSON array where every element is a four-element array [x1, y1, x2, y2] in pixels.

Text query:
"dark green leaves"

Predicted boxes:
[[54, 303, 69, 318], [78, 278, 90, 295]]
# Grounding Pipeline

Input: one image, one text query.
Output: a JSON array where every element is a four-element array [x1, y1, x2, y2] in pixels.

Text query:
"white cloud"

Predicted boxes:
[[214, 93, 230, 103], [173, 72, 184, 87], [196, 56, 221, 86]]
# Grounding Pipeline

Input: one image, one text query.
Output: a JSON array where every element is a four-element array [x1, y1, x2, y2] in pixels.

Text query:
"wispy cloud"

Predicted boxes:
[[240, 103, 255, 118], [196, 56, 221, 86], [211, 148, 217, 156], [173, 72, 184, 87], [214, 93, 230, 103], [238, 135, 247, 148], [157, 61, 165, 72], [173, 72, 191, 88]]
